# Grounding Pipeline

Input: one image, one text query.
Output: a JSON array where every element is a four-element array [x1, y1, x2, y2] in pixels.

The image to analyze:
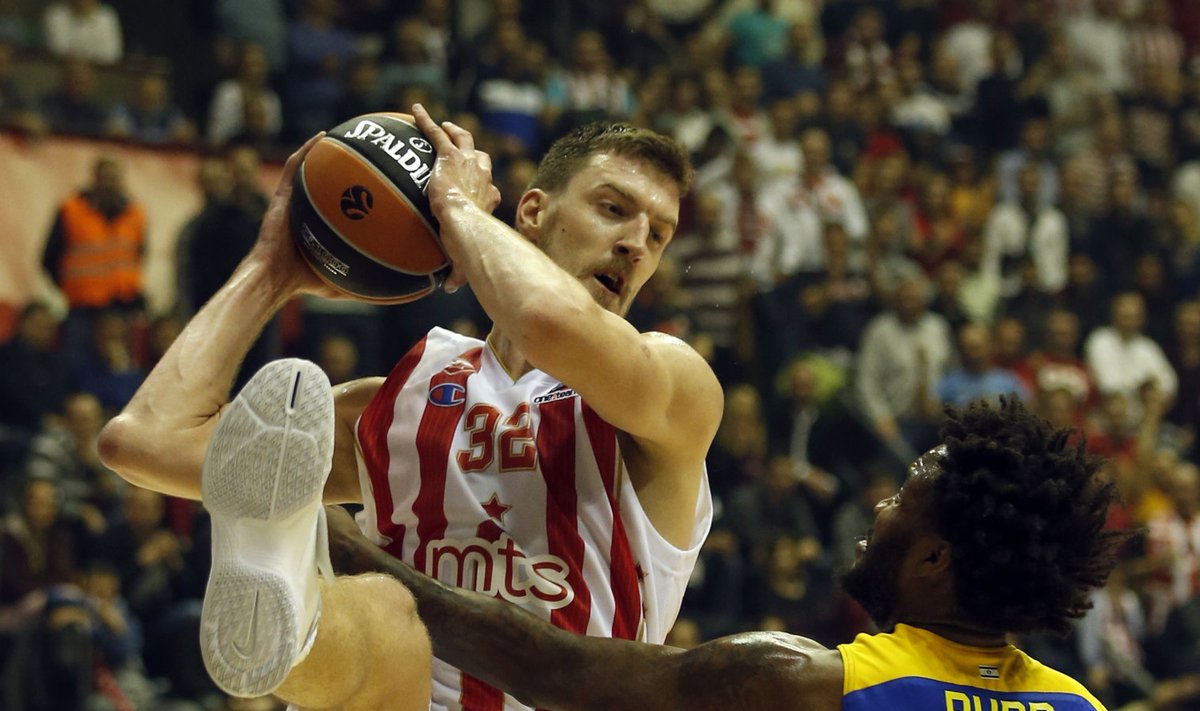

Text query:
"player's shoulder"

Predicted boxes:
[[637, 329, 698, 353], [428, 326, 485, 352], [638, 330, 723, 419], [637, 330, 718, 382], [1012, 650, 1109, 710], [399, 327, 487, 378]]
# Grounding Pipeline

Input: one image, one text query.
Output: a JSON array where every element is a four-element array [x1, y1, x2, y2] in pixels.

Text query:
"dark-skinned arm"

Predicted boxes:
[[327, 507, 843, 711]]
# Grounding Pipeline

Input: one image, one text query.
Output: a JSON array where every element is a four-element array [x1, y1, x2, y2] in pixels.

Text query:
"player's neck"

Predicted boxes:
[[485, 328, 535, 381], [901, 618, 1008, 648]]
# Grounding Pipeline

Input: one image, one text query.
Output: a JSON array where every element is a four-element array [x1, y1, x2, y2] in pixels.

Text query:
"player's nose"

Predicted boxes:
[[614, 214, 650, 261]]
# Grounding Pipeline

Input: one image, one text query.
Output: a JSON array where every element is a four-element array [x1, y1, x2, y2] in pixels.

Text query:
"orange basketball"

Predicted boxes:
[[290, 112, 449, 303]]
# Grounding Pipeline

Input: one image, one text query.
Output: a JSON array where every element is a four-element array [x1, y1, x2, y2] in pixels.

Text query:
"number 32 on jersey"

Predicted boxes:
[[456, 402, 538, 473]]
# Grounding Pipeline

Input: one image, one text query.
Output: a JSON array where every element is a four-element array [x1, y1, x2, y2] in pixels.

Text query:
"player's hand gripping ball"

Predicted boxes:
[[290, 112, 449, 303]]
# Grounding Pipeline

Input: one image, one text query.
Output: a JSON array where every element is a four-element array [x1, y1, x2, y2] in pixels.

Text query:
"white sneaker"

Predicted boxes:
[[200, 358, 336, 698]]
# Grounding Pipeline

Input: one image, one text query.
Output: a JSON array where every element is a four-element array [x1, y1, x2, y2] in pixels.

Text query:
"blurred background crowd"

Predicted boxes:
[[3, 0, 1200, 708]]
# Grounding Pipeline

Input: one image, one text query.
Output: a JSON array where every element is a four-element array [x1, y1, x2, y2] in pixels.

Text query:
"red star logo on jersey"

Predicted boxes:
[[481, 493, 511, 523], [443, 357, 478, 376]]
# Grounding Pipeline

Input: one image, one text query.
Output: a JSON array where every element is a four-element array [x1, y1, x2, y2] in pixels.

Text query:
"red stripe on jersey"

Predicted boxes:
[[582, 403, 642, 641], [537, 397, 592, 635], [455, 501, 508, 709], [459, 368, 507, 711], [357, 336, 428, 559], [412, 346, 483, 575], [460, 675, 503, 711]]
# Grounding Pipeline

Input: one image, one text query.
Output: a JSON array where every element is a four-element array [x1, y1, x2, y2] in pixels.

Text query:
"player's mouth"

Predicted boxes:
[[594, 271, 625, 297]]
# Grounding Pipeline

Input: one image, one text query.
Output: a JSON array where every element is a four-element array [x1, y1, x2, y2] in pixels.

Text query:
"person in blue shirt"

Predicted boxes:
[[938, 322, 1030, 407]]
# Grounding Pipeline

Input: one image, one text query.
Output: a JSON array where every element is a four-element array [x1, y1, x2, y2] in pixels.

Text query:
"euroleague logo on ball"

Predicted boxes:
[[409, 136, 433, 153], [340, 185, 373, 220]]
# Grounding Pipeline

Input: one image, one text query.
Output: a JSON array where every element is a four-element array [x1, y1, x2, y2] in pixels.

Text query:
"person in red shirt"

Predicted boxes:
[[1019, 308, 1096, 426]]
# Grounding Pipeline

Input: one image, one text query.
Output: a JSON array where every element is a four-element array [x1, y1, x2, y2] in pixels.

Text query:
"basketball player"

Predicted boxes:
[[98, 102, 721, 710], [329, 398, 1127, 710]]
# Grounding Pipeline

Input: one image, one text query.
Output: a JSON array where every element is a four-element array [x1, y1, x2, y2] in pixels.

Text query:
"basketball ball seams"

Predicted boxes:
[[300, 140, 448, 273], [290, 174, 447, 302], [316, 136, 443, 252], [326, 114, 439, 228], [297, 159, 437, 277], [290, 111, 450, 303]]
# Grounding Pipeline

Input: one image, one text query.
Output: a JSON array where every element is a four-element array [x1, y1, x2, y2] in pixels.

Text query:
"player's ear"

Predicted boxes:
[[515, 189, 548, 243], [917, 537, 952, 578]]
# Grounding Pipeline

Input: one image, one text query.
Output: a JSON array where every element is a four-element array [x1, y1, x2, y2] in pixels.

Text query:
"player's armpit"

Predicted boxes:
[[323, 376, 385, 505]]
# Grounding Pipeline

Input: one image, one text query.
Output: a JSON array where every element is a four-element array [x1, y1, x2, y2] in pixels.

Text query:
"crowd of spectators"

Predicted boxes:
[[5, 0, 1200, 708]]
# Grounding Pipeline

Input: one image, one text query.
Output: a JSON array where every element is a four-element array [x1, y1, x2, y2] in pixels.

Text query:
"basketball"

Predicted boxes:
[[290, 112, 449, 303]]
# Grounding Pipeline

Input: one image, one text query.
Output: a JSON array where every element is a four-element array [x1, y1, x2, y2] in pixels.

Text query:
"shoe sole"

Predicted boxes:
[[200, 358, 334, 698]]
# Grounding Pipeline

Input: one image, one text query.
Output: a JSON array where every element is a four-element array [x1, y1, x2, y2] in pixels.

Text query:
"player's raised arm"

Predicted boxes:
[[411, 103, 722, 474], [327, 506, 841, 711], [97, 134, 340, 499]]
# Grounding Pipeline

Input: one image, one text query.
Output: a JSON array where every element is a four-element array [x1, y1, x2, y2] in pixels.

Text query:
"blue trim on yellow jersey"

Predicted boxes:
[[844, 676, 1100, 710], [838, 624, 1106, 711]]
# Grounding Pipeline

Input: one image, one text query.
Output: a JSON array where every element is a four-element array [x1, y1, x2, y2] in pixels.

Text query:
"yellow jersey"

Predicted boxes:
[[839, 624, 1106, 711]]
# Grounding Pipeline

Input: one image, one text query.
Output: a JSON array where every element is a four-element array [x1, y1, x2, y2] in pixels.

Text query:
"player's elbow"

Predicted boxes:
[[98, 414, 153, 487], [98, 414, 130, 471]]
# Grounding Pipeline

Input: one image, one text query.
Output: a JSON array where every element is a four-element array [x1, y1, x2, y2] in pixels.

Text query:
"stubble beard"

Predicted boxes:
[[839, 536, 905, 629]]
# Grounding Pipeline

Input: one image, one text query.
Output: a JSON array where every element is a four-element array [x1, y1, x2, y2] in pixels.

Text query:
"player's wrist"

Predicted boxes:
[[432, 199, 495, 264], [235, 257, 307, 306], [436, 191, 492, 229]]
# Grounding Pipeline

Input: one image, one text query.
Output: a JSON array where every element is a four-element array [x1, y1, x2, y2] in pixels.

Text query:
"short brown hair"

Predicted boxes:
[[530, 122, 693, 195]]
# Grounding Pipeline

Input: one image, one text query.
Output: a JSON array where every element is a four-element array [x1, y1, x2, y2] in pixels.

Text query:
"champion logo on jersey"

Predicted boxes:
[[978, 665, 1000, 679], [429, 382, 467, 407], [533, 384, 577, 404]]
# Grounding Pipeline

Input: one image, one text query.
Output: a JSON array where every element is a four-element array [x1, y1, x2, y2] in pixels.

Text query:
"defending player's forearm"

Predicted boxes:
[[330, 527, 680, 710]]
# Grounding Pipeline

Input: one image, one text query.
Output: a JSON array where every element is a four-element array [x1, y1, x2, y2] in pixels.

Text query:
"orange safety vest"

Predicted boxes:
[[57, 194, 145, 308]]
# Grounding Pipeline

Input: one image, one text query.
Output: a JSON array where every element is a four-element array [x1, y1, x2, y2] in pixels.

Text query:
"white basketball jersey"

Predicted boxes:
[[354, 327, 712, 711]]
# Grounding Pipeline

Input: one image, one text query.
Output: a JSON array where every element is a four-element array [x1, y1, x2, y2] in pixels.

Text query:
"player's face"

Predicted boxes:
[[841, 447, 942, 628], [533, 153, 680, 317]]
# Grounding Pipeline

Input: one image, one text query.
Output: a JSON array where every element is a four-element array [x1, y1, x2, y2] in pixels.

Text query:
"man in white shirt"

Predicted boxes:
[[982, 163, 1069, 298], [941, 0, 999, 97], [1084, 291, 1177, 410], [1065, 0, 1131, 95], [890, 58, 952, 137], [43, 0, 123, 65], [751, 177, 823, 286], [797, 128, 868, 243], [856, 276, 952, 464], [753, 128, 868, 283], [749, 98, 804, 195]]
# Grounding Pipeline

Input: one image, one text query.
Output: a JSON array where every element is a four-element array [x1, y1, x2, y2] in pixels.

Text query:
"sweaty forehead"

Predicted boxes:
[[569, 153, 680, 209], [905, 445, 947, 489]]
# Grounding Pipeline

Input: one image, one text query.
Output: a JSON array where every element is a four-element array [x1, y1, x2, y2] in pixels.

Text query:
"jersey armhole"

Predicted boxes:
[[837, 642, 854, 697]]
